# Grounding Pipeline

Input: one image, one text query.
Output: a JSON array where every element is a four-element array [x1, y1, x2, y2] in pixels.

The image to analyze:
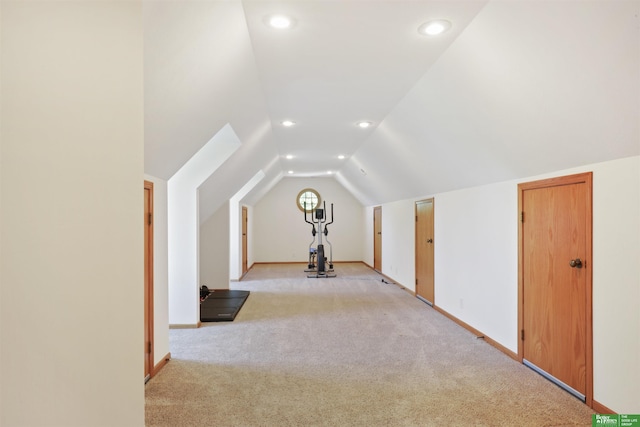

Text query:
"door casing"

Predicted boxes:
[[144, 180, 154, 382]]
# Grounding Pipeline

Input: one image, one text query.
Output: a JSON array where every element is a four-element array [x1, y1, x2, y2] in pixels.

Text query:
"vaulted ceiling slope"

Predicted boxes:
[[342, 1, 640, 204], [144, 0, 282, 221], [144, 1, 640, 213]]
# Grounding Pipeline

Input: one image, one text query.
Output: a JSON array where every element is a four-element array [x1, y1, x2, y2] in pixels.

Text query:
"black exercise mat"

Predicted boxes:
[[200, 290, 249, 322], [206, 290, 250, 299]]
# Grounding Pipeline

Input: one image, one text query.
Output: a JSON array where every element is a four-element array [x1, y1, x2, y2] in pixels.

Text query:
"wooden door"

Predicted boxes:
[[373, 206, 382, 272], [415, 199, 434, 305], [519, 172, 592, 404], [144, 181, 154, 382], [242, 206, 248, 275]]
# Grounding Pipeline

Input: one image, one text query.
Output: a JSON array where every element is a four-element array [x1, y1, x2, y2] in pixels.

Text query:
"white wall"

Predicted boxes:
[[144, 174, 170, 367], [373, 155, 640, 414], [380, 199, 417, 286], [590, 156, 639, 413], [167, 124, 240, 326], [200, 201, 230, 289], [0, 1, 4, 421], [1, 2, 144, 426], [228, 170, 265, 280], [376, 182, 517, 348], [434, 181, 518, 349], [253, 177, 364, 263]]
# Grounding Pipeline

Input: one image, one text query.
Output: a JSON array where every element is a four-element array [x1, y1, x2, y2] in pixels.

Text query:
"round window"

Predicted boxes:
[[297, 188, 321, 212]]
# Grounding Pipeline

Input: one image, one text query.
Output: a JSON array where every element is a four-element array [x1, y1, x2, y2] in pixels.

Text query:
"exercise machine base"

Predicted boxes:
[[307, 271, 337, 278]]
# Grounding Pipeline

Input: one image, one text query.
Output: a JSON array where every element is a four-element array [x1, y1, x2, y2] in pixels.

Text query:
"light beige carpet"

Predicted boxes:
[[145, 263, 594, 426]]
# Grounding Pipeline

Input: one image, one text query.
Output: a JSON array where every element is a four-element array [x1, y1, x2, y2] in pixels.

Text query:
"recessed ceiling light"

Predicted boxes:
[[282, 120, 295, 127], [268, 15, 293, 29], [327, 171, 333, 175], [357, 121, 372, 129], [287, 170, 294, 174], [285, 154, 294, 159], [338, 155, 346, 160], [418, 20, 452, 36]]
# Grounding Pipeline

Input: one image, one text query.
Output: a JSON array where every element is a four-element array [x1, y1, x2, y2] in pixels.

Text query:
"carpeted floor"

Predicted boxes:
[[145, 263, 595, 426]]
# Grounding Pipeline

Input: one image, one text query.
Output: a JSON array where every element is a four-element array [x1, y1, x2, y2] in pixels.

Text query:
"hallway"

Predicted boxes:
[[145, 263, 594, 426]]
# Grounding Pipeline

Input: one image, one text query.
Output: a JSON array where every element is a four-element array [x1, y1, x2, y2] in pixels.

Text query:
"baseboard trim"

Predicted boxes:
[[253, 261, 306, 265], [231, 263, 255, 282], [430, 302, 612, 411], [169, 323, 200, 329], [237, 265, 251, 281], [362, 264, 417, 297], [361, 263, 519, 361], [152, 352, 171, 377], [432, 305, 519, 361], [252, 261, 365, 265], [592, 400, 615, 415], [383, 274, 416, 296]]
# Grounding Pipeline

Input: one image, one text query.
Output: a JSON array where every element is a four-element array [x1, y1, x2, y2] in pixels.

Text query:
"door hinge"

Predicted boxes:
[[416, 215, 418, 222], [521, 329, 525, 341], [520, 212, 524, 223], [147, 342, 152, 353], [148, 213, 152, 225], [415, 279, 418, 285]]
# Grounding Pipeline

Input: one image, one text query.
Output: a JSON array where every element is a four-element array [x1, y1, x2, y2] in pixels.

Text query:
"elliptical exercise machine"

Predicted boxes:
[[304, 201, 336, 278]]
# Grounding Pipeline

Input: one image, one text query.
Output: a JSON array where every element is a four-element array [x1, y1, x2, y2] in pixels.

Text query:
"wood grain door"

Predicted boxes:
[[519, 172, 592, 404], [415, 199, 434, 305], [242, 206, 248, 275], [144, 181, 154, 381], [373, 206, 382, 272]]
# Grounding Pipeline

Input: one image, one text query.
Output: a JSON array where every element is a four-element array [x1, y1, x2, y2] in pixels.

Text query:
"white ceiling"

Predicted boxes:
[[242, 1, 487, 174], [144, 1, 639, 215]]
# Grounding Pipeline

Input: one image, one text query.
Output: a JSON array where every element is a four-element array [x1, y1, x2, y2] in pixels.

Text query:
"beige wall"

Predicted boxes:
[[200, 201, 231, 290], [253, 177, 365, 264], [374, 156, 640, 414], [1, 2, 144, 425]]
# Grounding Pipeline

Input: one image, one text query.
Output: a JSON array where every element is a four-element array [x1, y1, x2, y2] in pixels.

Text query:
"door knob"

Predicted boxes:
[[569, 258, 583, 268], [427, 239, 433, 244]]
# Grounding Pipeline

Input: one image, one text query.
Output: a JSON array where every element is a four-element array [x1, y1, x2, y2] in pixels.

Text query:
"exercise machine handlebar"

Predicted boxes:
[[303, 202, 317, 236], [324, 202, 334, 235]]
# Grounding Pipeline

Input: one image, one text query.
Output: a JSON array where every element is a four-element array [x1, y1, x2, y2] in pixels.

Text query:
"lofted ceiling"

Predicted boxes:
[[144, 1, 639, 216]]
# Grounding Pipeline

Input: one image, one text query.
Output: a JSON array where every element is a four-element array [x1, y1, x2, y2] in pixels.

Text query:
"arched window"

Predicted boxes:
[[296, 188, 321, 212]]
